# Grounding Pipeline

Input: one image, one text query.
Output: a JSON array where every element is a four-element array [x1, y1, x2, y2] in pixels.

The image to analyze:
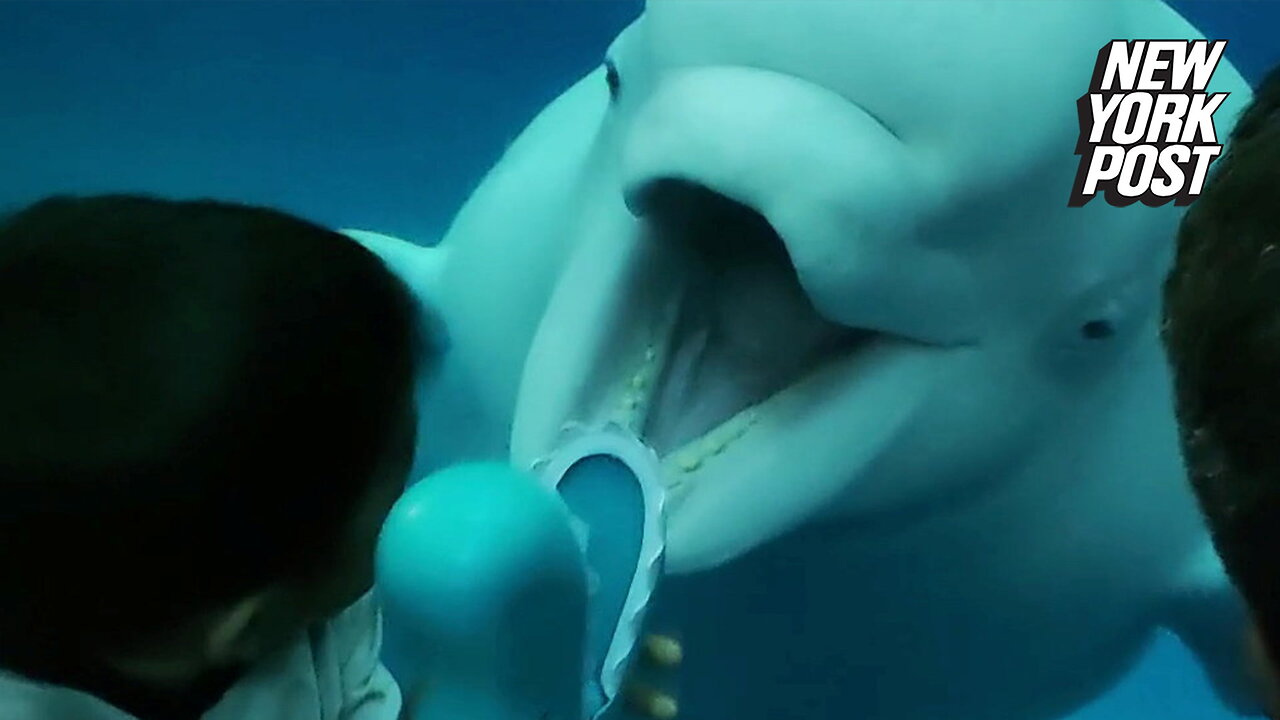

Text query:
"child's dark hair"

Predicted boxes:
[[0, 195, 426, 657], [1162, 64, 1280, 661]]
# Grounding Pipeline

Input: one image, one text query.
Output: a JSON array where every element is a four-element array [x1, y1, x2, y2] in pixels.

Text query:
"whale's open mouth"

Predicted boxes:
[[515, 175, 947, 569], [621, 180, 876, 459]]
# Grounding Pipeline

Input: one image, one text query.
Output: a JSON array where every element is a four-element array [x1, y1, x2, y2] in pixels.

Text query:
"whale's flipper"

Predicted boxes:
[[536, 425, 667, 720], [341, 229, 449, 325], [342, 228, 506, 474], [1161, 542, 1266, 717], [376, 463, 590, 720]]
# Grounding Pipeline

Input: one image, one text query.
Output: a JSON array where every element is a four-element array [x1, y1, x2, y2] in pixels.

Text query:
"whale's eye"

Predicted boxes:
[[604, 58, 621, 101], [1081, 319, 1116, 340]]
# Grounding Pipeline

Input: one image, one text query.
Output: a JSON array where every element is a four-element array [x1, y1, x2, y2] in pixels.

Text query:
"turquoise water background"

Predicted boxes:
[[0, 1, 1275, 243], [0, 2, 1278, 719]]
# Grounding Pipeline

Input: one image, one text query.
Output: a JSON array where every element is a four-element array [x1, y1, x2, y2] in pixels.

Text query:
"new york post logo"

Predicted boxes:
[[1069, 39, 1230, 208]]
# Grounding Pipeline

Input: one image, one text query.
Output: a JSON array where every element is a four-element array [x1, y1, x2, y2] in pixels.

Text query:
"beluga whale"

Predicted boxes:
[[351, 1, 1264, 718]]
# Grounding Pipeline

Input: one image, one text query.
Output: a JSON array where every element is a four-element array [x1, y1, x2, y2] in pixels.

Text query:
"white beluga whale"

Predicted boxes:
[[352, 1, 1263, 718]]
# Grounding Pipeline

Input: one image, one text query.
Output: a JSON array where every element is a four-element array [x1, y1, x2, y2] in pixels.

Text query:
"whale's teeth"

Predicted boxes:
[[608, 309, 676, 434], [657, 404, 762, 483], [675, 453, 703, 473], [601, 420, 627, 435]]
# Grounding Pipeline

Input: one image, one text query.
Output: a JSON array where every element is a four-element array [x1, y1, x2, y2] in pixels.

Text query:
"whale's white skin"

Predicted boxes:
[[348, 1, 1262, 717]]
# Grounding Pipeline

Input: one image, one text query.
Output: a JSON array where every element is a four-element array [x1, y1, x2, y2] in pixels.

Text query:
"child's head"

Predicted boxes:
[[0, 195, 426, 681], [1162, 64, 1280, 708]]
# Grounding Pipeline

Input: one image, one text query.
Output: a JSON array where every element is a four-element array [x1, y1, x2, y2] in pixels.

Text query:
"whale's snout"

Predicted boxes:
[[617, 65, 982, 348]]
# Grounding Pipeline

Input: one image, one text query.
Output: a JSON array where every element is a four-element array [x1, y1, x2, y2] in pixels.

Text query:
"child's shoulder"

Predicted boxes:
[[322, 592, 384, 656], [307, 592, 403, 720], [204, 593, 402, 720]]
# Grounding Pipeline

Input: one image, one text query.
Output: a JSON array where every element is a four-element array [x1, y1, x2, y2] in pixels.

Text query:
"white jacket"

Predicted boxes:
[[0, 593, 403, 720]]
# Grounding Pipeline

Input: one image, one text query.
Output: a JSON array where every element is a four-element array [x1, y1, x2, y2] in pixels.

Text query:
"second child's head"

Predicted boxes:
[[1162, 65, 1280, 714], [0, 195, 427, 684]]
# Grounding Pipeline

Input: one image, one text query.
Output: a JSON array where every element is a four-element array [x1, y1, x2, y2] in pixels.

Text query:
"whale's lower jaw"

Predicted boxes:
[[515, 324, 945, 574], [511, 182, 949, 572]]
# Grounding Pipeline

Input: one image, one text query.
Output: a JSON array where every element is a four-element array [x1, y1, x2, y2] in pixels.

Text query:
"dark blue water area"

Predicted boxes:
[[0, 1, 1273, 244], [0, 0, 643, 243]]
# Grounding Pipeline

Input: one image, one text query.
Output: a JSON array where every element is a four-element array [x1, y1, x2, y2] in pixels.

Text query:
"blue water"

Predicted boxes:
[[0, 2, 1277, 719], [1, 1, 1272, 245], [0, 1, 641, 243]]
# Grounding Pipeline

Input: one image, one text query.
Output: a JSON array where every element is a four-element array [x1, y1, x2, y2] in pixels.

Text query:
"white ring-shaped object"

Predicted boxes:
[[533, 422, 667, 719]]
